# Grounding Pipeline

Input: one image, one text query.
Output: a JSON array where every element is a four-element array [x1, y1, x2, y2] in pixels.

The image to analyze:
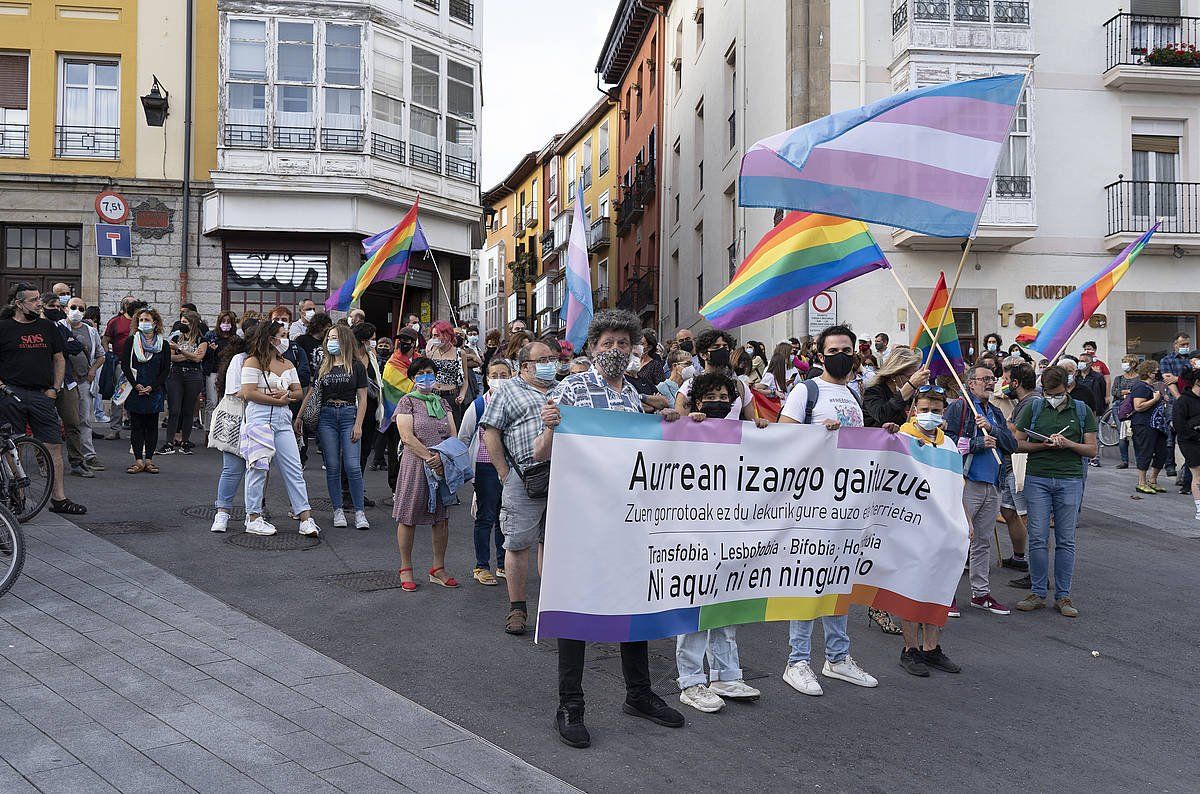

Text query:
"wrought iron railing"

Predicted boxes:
[[993, 0, 1029, 24], [953, 0, 988, 22], [616, 272, 657, 316], [446, 154, 476, 182], [449, 0, 474, 25], [321, 128, 364, 151], [1106, 179, 1200, 236], [593, 286, 609, 308], [895, 0, 1028, 30], [913, 1, 949, 22], [55, 125, 119, 158], [225, 124, 267, 148], [541, 231, 557, 260], [634, 159, 656, 203], [1104, 12, 1200, 71], [415, 0, 439, 10], [0, 124, 29, 157], [274, 126, 316, 149], [410, 142, 441, 173], [616, 192, 643, 236], [582, 165, 593, 189], [993, 175, 1031, 198], [892, 2, 908, 34], [599, 148, 610, 175], [372, 132, 405, 164], [587, 217, 611, 251]]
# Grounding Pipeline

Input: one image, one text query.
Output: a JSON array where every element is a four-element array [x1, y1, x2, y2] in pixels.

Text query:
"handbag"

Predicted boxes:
[[301, 380, 322, 430], [499, 435, 550, 500], [98, 352, 117, 399], [208, 394, 245, 455], [111, 379, 132, 406]]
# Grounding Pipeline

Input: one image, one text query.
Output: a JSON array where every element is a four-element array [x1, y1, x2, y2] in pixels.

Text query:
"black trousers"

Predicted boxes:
[[384, 424, 401, 491], [557, 639, 651, 707], [358, 397, 379, 473], [165, 367, 204, 444], [129, 411, 159, 460]]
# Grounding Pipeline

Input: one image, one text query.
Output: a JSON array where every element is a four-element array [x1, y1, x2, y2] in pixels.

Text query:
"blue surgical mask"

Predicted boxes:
[[1179, 346, 1192, 356], [535, 362, 557, 382], [414, 373, 437, 392], [326, 339, 340, 355], [915, 412, 944, 430], [58, 295, 70, 306], [138, 321, 153, 333]]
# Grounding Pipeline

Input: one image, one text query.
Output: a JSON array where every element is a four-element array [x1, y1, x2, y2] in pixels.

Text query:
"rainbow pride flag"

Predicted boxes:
[[326, 200, 429, 312], [700, 211, 889, 329], [378, 349, 415, 432], [911, 271, 965, 378], [1018, 223, 1158, 357]]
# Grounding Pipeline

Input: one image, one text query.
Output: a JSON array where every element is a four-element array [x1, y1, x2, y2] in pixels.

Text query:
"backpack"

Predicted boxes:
[[1028, 396, 1088, 440], [1116, 392, 1136, 422], [798, 378, 862, 425]]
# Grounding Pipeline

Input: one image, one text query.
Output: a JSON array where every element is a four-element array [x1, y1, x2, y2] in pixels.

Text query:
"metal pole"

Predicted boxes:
[[179, 0, 194, 305]]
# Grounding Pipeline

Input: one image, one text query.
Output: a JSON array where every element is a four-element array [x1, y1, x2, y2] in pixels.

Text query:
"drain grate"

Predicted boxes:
[[309, 497, 335, 511], [183, 505, 246, 521], [225, 533, 321, 551], [321, 570, 404, 592], [79, 521, 164, 536], [589, 642, 769, 695]]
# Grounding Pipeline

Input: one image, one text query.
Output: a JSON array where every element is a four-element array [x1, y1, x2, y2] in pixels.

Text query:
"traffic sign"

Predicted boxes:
[[807, 290, 837, 337], [95, 224, 132, 259], [95, 190, 129, 224]]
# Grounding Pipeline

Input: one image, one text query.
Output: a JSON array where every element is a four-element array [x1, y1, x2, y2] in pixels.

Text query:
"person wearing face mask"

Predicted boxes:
[[1158, 333, 1193, 480], [377, 330, 421, 497], [1129, 358, 1169, 495], [1057, 356, 1100, 418], [1111, 355, 1140, 469], [120, 309, 171, 476], [65, 297, 104, 475], [203, 310, 240, 432], [1171, 367, 1200, 520], [983, 333, 1003, 358], [873, 332, 892, 363], [392, 357, 459, 591], [405, 314, 428, 352], [367, 336, 395, 471], [1076, 354, 1107, 468], [102, 296, 140, 440], [998, 363, 1036, 581], [457, 359, 515, 585], [426, 320, 481, 427], [481, 329, 502, 377], [289, 299, 317, 340], [674, 327, 702, 371], [268, 307, 312, 466], [159, 310, 209, 455], [295, 311, 332, 375], [656, 350, 693, 405], [673, 330, 757, 422], [1012, 366, 1098, 618]]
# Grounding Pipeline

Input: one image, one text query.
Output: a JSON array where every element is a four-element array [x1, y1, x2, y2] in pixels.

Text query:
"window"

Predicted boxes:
[[695, 222, 704, 307], [372, 35, 405, 157], [695, 5, 705, 46], [225, 19, 267, 145], [548, 156, 559, 200], [447, 59, 475, 120], [277, 21, 314, 82], [374, 34, 404, 98], [624, 89, 631, 139], [953, 309, 977, 361], [582, 137, 593, 187], [726, 184, 737, 277], [636, 64, 644, 118], [229, 19, 267, 80], [0, 53, 30, 157], [446, 117, 475, 180], [410, 105, 440, 167], [500, 207, 508, 227], [674, 22, 684, 92], [57, 58, 119, 158], [1132, 131, 1181, 222], [1126, 312, 1196, 362], [598, 191, 610, 218], [325, 24, 361, 86], [599, 120, 610, 175], [994, 88, 1029, 197], [649, 37, 657, 93], [725, 45, 736, 151], [412, 47, 440, 109], [697, 160, 704, 193], [3, 225, 82, 274], [567, 152, 577, 199]]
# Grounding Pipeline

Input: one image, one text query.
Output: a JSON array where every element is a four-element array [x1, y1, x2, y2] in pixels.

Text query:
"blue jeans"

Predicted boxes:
[[676, 626, 742, 688], [472, 462, 504, 570], [245, 411, 311, 516], [317, 404, 363, 511], [787, 615, 850, 665], [214, 451, 246, 509], [1023, 474, 1083, 600]]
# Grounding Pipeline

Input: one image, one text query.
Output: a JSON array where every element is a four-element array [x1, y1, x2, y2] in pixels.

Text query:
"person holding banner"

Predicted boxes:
[[777, 324, 878, 696], [536, 310, 686, 748], [673, 330, 757, 422]]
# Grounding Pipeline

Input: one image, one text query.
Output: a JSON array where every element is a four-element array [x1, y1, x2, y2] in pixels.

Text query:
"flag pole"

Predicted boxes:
[[1047, 319, 1088, 367], [425, 249, 460, 328], [887, 268, 1003, 466], [397, 270, 411, 336], [923, 238, 973, 369]]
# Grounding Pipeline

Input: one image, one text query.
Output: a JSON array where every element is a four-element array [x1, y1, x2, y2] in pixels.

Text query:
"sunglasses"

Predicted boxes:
[[916, 384, 946, 395]]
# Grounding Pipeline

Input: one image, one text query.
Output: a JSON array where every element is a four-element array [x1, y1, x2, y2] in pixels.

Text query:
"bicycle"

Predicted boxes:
[[1097, 405, 1121, 448], [0, 501, 23, 597], [0, 388, 55, 523]]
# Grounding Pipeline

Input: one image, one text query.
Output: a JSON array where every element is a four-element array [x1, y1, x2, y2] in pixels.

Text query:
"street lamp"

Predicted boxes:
[[140, 76, 170, 126]]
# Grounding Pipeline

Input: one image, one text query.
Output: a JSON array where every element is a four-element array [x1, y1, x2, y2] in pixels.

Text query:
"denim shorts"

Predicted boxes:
[[1000, 469, 1027, 515]]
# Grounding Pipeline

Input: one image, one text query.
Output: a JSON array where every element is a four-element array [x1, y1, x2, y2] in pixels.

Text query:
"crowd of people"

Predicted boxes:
[[1, 281, 1199, 749]]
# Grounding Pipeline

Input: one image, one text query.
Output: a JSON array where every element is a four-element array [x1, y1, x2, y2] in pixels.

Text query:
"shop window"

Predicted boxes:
[[954, 308, 978, 360], [224, 251, 328, 318], [1126, 312, 1198, 361]]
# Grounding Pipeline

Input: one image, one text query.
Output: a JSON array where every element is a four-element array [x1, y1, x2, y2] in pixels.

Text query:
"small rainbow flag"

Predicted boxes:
[[378, 348, 415, 431], [911, 271, 964, 378], [1018, 223, 1158, 357], [326, 200, 429, 312], [700, 211, 889, 329]]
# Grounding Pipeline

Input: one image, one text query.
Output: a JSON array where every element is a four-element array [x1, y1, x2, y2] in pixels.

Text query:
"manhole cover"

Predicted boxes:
[[79, 521, 164, 536], [321, 570, 403, 592], [589, 642, 768, 695], [225, 533, 321, 551], [310, 497, 334, 511], [183, 505, 246, 521]]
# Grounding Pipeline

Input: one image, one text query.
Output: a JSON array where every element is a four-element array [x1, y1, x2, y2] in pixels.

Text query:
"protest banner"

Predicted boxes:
[[536, 407, 969, 643]]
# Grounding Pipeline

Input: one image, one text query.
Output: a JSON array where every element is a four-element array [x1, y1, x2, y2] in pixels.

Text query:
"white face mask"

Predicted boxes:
[[1076, 361, 1089, 371], [410, 323, 421, 332], [303, 309, 315, 321], [67, 308, 84, 323], [915, 412, 944, 431], [1046, 393, 1068, 408], [632, 344, 644, 358], [1120, 362, 1131, 372], [368, 339, 377, 350], [274, 337, 290, 354]]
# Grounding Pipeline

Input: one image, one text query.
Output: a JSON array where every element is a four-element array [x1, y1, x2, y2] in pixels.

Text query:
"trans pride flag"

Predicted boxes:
[[560, 182, 593, 352], [911, 272, 965, 378], [739, 74, 1027, 238], [326, 200, 430, 312]]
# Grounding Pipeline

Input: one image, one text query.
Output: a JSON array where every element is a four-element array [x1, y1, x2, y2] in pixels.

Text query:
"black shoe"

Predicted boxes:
[[1166, 466, 1177, 478], [1116, 462, 1129, 469], [920, 645, 961, 674], [1089, 459, 1101, 468], [1001, 556, 1029, 572], [362, 495, 376, 508], [555, 704, 590, 748], [179, 442, 195, 455], [899, 647, 930, 677], [622, 694, 684, 728], [157, 442, 177, 455], [1008, 574, 1031, 589]]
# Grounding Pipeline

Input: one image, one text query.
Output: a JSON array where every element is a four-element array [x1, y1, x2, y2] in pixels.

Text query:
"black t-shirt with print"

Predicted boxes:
[[0, 316, 66, 389], [317, 361, 367, 404]]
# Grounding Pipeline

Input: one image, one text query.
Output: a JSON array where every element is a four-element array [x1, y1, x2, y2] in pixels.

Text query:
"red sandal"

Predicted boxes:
[[428, 566, 459, 588], [398, 567, 417, 592]]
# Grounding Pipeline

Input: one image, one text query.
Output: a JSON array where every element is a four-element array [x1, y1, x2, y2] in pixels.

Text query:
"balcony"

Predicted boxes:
[[274, 126, 316, 150], [0, 124, 29, 157], [599, 148, 610, 175], [226, 123, 267, 148], [582, 165, 593, 190], [541, 230, 558, 262], [446, 153, 477, 182], [1103, 13, 1200, 93], [616, 192, 643, 237], [54, 125, 119, 159], [616, 270, 658, 318], [321, 128, 364, 152], [410, 142, 441, 173], [371, 132, 405, 164], [514, 214, 527, 239], [891, 0, 1032, 56], [415, 0, 439, 10], [449, 0, 474, 24], [1105, 178, 1200, 252], [593, 286, 609, 309], [893, 175, 1035, 250], [587, 217, 611, 252], [523, 201, 538, 229], [634, 158, 656, 204]]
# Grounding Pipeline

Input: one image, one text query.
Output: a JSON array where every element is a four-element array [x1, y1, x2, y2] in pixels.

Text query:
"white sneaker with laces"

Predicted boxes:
[[332, 508, 347, 527], [782, 661, 823, 696], [678, 684, 725, 713], [210, 512, 230, 533], [709, 679, 761, 700], [245, 517, 277, 536], [354, 511, 370, 530], [298, 518, 320, 536], [822, 655, 878, 688]]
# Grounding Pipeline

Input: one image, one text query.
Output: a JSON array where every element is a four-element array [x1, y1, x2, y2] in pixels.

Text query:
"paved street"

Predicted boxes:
[[5, 435, 1197, 793]]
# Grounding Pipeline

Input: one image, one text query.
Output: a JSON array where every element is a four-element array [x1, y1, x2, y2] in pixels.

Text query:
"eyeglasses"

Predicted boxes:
[[971, 376, 997, 385], [916, 384, 946, 395], [526, 356, 557, 364]]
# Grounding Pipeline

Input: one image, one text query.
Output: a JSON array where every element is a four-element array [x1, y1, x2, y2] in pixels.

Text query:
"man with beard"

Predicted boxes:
[[535, 310, 686, 748]]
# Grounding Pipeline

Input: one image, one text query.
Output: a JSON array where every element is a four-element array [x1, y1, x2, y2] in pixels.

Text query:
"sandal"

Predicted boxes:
[[126, 461, 146, 474], [428, 566, 459, 588], [1135, 484, 1156, 494], [144, 462, 160, 474], [867, 607, 902, 635], [398, 567, 417, 592], [49, 498, 87, 515]]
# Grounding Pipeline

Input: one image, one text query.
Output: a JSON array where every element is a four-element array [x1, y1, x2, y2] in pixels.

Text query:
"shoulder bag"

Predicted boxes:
[[208, 394, 245, 455]]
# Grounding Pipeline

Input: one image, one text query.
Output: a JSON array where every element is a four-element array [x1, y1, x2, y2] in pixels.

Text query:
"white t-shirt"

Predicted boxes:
[[224, 353, 247, 396], [760, 368, 799, 396], [780, 377, 864, 427], [679, 375, 745, 418]]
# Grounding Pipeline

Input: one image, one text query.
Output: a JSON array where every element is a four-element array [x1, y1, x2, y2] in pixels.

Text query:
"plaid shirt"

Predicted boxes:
[[479, 377, 550, 470], [550, 366, 643, 413], [1159, 351, 1189, 377]]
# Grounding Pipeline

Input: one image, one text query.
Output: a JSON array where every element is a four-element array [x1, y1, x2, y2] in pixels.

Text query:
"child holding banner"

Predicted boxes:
[[896, 386, 962, 677]]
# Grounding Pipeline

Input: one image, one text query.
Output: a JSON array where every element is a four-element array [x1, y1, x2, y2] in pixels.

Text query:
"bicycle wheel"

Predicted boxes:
[[0, 503, 26, 598], [1097, 409, 1120, 448], [7, 436, 53, 523]]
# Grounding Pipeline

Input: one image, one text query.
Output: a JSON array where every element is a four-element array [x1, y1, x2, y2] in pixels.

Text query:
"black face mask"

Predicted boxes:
[[43, 307, 64, 322], [707, 348, 731, 368], [679, 339, 695, 353], [822, 351, 856, 379], [398, 340, 415, 353], [700, 400, 733, 419]]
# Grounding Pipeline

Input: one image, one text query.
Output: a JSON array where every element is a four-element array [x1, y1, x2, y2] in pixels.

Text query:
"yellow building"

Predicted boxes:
[[0, 0, 219, 315], [481, 147, 544, 335]]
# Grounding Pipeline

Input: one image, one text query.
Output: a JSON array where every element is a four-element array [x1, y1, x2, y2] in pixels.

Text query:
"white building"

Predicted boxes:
[[479, 238, 504, 335], [203, 0, 482, 332], [664, 0, 1200, 368]]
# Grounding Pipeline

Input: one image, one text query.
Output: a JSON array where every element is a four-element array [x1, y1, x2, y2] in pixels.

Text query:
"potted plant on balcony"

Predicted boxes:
[[1142, 43, 1200, 67]]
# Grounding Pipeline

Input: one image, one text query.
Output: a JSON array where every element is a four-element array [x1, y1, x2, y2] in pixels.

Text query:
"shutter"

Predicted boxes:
[[1132, 134, 1181, 154], [1131, 0, 1181, 16], [0, 54, 29, 109]]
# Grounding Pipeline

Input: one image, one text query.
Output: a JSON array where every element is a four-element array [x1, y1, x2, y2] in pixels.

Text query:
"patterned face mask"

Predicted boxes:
[[595, 349, 631, 380]]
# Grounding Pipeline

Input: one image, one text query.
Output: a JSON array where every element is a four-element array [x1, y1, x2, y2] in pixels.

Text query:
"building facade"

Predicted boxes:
[[204, 0, 482, 334], [0, 0, 221, 318]]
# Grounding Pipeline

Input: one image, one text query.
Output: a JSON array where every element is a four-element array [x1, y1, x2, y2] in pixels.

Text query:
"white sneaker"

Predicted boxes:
[[209, 512, 230, 533], [709, 679, 761, 700], [245, 517, 277, 536], [822, 655, 878, 688], [332, 508, 347, 528], [354, 511, 370, 530], [678, 684, 724, 713], [298, 518, 320, 536], [782, 661, 823, 696]]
